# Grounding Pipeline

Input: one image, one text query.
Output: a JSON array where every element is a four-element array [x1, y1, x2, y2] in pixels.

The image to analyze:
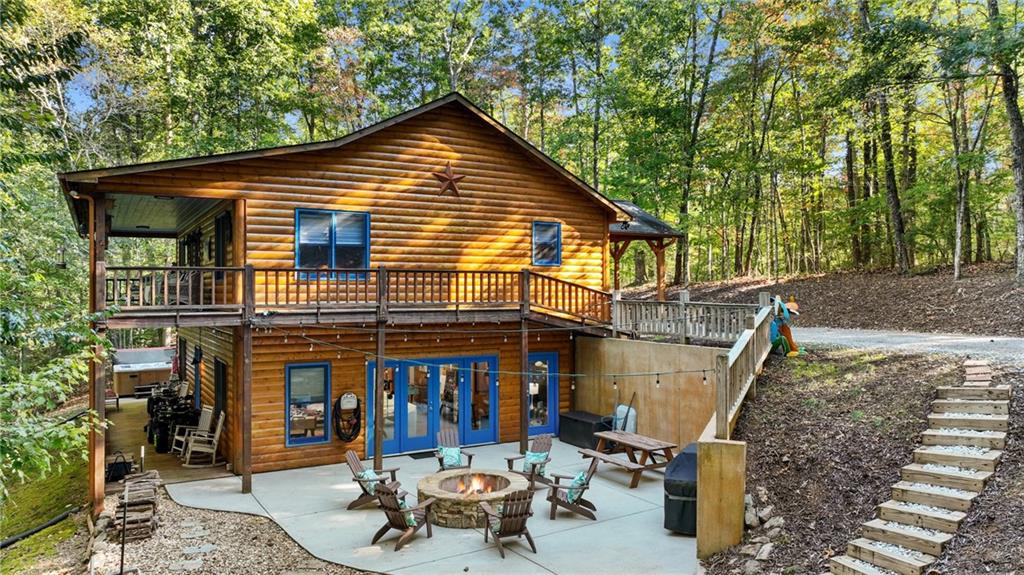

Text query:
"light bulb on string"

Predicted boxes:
[[309, 343, 314, 352], [612, 379, 618, 391], [702, 370, 708, 386], [656, 375, 661, 389], [570, 376, 576, 391]]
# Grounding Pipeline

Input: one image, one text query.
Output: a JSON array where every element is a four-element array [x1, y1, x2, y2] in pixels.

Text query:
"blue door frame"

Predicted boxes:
[[367, 354, 498, 457], [528, 352, 559, 436]]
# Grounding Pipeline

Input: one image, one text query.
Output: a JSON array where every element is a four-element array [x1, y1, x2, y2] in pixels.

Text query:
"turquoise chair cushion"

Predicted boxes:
[[356, 469, 381, 495], [523, 450, 548, 477], [398, 499, 417, 527], [566, 471, 588, 504], [438, 446, 462, 468]]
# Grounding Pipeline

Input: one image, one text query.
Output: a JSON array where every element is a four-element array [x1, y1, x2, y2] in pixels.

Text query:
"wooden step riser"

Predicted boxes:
[[913, 450, 999, 472], [921, 432, 1005, 449], [891, 484, 975, 512], [901, 467, 987, 492], [937, 386, 1011, 400], [928, 415, 1009, 431], [877, 504, 962, 533], [848, 539, 934, 575], [830, 556, 891, 575], [931, 400, 1008, 415], [862, 524, 946, 556]]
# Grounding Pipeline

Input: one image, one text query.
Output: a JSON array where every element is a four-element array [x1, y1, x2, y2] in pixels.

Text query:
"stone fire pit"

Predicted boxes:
[[417, 469, 529, 528]]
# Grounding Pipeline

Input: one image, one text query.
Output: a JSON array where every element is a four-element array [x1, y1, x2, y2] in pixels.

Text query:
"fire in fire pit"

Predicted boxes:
[[443, 473, 509, 496]]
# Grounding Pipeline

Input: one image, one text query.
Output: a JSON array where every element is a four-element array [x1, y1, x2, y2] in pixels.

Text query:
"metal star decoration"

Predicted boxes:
[[432, 162, 465, 197]]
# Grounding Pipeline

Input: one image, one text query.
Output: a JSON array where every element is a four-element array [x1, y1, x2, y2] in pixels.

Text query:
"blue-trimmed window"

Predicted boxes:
[[295, 209, 369, 273], [285, 362, 331, 447], [532, 221, 561, 266]]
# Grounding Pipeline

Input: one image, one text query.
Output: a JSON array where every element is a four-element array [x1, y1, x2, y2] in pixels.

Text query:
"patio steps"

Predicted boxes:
[[830, 360, 1011, 575]]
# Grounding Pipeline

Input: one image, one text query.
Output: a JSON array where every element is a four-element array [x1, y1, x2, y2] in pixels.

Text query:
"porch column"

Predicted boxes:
[[519, 270, 530, 454], [88, 193, 107, 515], [241, 264, 254, 493], [610, 240, 631, 292], [645, 238, 676, 302], [373, 266, 387, 469]]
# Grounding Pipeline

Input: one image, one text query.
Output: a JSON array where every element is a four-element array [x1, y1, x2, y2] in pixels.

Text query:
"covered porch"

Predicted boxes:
[[608, 200, 685, 302]]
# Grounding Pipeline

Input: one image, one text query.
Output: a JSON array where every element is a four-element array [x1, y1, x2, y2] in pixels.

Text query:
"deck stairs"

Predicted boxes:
[[830, 359, 1012, 575]]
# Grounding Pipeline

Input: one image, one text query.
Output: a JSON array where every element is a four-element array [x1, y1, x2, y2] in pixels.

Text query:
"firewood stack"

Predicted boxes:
[[108, 470, 162, 542]]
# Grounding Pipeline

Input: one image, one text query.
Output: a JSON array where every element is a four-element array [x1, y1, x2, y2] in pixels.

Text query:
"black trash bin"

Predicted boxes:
[[664, 442, 698, 535]]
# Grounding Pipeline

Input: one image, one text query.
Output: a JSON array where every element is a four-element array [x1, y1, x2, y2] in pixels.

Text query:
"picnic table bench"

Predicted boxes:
[[581, 430, 678, 488]]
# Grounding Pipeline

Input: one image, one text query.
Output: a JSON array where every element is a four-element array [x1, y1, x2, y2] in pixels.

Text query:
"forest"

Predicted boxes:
[[3, 0, 1024, 484]]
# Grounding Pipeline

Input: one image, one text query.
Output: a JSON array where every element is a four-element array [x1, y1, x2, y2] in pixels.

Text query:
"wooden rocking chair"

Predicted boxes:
[[434, 429, 475, 471], [371, 483, 435, 551], [547, 458, 599, 520], [182, 411, 224, 467], [345, 450, 404, 510], [172, 405, 213, 455], [480, 489, 537, 558], [505, 434, 553, 490]]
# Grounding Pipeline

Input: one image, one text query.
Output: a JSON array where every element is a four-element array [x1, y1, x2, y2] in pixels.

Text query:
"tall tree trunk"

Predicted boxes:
[[859, 0, 912, 274], [845, 131, 862, 266], [988, 0, 1024, 283]]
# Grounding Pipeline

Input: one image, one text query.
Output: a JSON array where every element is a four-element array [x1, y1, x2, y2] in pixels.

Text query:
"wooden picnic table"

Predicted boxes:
[[580, 430, 678, 488]]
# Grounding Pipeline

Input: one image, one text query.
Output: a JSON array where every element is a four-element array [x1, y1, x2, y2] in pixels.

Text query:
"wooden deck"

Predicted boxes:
[[104, 398, 233, 491]]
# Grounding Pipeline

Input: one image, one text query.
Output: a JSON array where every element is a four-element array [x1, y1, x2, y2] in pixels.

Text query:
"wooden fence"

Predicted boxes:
[[613, 293, 763, 343], [714, 305, 774, 439]]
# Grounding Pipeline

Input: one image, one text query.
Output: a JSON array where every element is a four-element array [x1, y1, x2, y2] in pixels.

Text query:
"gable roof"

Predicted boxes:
[[609, 200, 683, 240], [60, 92, 625, 234]]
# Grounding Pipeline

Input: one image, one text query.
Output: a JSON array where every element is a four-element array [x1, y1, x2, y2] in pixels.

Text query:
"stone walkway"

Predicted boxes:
[[167, 439, 698, 575]]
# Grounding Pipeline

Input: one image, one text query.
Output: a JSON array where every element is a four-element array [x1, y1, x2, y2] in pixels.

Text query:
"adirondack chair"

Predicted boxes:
[[546, 458, 599, 520], [172, 405, 213, 455], [345, 450, 404, 510], [480, 489, 537, 558], [505, 434, 553, 490], [370, 483, 435, 551], [434, 429, 475, 471], [182, 411, 224, 467]]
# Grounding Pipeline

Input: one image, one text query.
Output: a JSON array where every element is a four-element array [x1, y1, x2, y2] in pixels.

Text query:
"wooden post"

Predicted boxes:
[[88, 193, 107, 516], [745, 314, 757, 401], [646, 238, 675, 302], [758, 291, 770, 308], [519, 269, 530, 454], [679, 289, 690, 344], [374, 266, 387, 470], [241, 264, 254, 493], [715, 352, 729, 440], [610, 240, 630, 292]]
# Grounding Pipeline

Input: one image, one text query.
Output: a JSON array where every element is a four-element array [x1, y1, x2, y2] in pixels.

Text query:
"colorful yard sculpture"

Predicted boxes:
[[770, 296, 804, 357]]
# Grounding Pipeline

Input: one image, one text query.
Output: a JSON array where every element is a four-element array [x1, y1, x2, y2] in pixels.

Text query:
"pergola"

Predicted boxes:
[[609, 200, 684, 301]]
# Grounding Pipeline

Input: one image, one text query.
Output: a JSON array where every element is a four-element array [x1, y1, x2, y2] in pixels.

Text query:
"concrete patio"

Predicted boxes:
[[166, 439, 698, 574]]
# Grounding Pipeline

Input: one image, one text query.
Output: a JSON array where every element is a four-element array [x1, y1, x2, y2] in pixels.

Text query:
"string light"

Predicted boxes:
[[612, 379, 618, 390], [308, 343, 314, 351], [656, 374, 661, 389], [702, 370, 708, 386]]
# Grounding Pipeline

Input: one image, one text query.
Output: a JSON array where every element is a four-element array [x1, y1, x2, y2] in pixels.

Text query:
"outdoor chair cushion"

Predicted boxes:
[[439, 446, 462, 468], [357, 469, 381, 495], [488, 503, 505, 534], [398, 499, 417, 527], [523, 450, 548, 477], [567, 471, 588, 504]]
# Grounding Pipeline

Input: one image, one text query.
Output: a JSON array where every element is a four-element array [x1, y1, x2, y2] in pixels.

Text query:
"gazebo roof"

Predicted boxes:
[[609, 200, 683, 241]]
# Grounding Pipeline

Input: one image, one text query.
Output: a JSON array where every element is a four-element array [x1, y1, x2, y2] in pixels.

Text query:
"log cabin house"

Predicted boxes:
[[62, 92, 711, 511]]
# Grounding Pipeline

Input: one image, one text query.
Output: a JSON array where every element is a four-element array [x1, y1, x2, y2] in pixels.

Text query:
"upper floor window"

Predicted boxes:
[[532, 221, 561, 266], [295, 209, 369, 270]]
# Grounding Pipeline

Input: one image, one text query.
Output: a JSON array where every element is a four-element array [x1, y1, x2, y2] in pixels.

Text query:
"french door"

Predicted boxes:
[[528, 352, 559, 436], [367, 355, 497, 456]]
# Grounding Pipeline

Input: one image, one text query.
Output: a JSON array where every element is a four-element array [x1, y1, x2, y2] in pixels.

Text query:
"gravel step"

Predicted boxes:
[[901, 463, 991, 492], [931, 399, 1008, 415], [876, 500, 965, 533], [936, 386, 1010, 400], [913, 446, 1002, 471], [920, 428, 1006, 449], [927, 413, 1008, 431], [847, 537, 935, 575], [861, 519, 952, 556], [830, 555, 898, 575], [891, 481, 977, 512]]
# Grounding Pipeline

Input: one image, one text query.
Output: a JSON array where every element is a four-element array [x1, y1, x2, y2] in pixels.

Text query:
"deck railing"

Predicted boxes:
[[714, 305, 773, 439], [104, 266, 612, 326], [106, 266, 244, 311], [613, 297, 760, 343]]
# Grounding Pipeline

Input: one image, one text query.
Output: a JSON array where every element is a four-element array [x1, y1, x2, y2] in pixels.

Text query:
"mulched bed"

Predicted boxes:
[[624, 262, 1024, 337], [703, 349, 959, 574], [930, 366, 1024, 574]]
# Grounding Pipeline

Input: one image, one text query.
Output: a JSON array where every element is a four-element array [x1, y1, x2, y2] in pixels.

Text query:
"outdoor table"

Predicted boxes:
[[581, 430, 678, 488]]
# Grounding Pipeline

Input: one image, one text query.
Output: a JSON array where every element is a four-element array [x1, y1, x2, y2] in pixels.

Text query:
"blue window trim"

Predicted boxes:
[[294, 208, 370, 279], [285, 361, 332, 447], [531, 221, 562, 267]]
